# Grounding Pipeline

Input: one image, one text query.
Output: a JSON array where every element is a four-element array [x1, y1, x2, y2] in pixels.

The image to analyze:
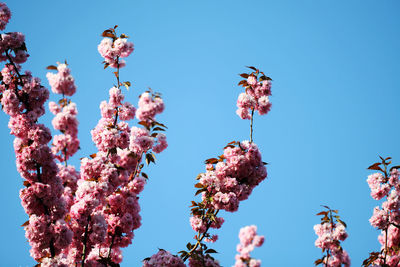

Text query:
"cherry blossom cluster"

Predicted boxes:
[[46, 63, 77, 96], [314, 207, 350, 267], [47, 63, 79, 162], [236, 67, 272, 120], [46, 63, 80, 214], [0, 5, 169, 265], [233, 225, 264, 267], [136, 91, 165, 122], [0, 4, 72, 262], [50, 27, 168, 266], [198, 140, 267, 213], [363, 157, 400, 267], [177, 140, 267, 266], [188, 254, 221, 267], [98, 25, 134, 68], [0, 32, 28, 64], [169, 68, 271, 266], [143, 249, 186, 267], [0, 2, 10, 30]]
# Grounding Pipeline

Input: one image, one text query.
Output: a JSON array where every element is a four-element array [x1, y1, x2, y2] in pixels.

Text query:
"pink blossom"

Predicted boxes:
[[189, 255, 220, 267], [143, 249, 186, 267], [46, 63, 76, 96], [153, 132, 168, 153], [190, 215, 207, 233], [236, 70, 272, 120], [109, 87, 124, 107], [0, 2, 11, 30], [234, 225, 264, 267], [136, 92, 165, 122], [98, 37, 134, 68]]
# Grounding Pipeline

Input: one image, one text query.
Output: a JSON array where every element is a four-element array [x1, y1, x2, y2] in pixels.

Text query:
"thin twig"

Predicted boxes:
[[250, 108, 255, 143]]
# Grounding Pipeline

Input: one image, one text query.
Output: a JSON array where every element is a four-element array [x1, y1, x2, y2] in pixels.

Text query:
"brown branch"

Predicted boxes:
[[184, 209, 219, 261], [81, 215, 92, 267], [250, 108, 254, 143]]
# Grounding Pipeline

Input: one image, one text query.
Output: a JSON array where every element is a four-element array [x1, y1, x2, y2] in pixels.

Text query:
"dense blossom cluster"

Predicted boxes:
[[47, 64, 79, 162], [0, 6, 71, 261], [236, 68, 272, 120], [188, 255, 220, 267], [314, 208, 350, 267], [0, 31, 28, 64], [0, 3, 170, 265], [365, 158, 400, 266], [47, 63, 80, 214], [165, 69, 272, 266], [0, 2, 10, 30], [198, 141, 267, 213], [176, 140, 267, 266], [51, 34, 167, 265], [0, 3, 278, 266], [97, 27, 134, 68], [233, 225, 264, 267], [143, 250, 186, 267], [46, 63, 77, 96], [136, 92, 165, 122]]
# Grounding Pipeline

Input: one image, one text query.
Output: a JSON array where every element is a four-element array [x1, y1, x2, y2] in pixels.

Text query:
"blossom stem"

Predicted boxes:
[[185, 209, 219, 261], [250, 108, 254, 143], [129, 152, 144, 181], [63, 147, 68, 167], [81, 215, 92, 267], [107, 233, 116, 260], [3, 46, 31, 112]]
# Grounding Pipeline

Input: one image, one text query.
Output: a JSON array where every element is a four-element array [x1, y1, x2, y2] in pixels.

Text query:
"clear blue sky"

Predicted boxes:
[[1, 0, 399, 266]]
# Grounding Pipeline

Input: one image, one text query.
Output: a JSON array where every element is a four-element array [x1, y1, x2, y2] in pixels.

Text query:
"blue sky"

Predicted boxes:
[[0, 0, 400, 266]]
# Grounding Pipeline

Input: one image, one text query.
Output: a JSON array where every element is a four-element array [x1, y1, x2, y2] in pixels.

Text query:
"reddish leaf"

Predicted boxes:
[[314, 258, 324, 266], [152, 127, 165, 131], [194, 183, 204, 188], [367, 162, 383, 171], [46, 65, 58, 70], [205, 158, 219, 164], [246, 66, 258, 71], [195, 188, 206, 196], [238, 80, 247, 86]]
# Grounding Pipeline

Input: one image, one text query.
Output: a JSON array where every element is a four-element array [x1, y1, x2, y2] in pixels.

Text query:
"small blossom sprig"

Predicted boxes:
[[236, 66, 272, 142], [172, 68, 271, 266], [233, 225, 265, 267], [46, 61, 80, 213], [363, 157, 400, 267], [46, 62, 79, 164], [314, 206, 350, 267], [98, 25, 134, 69]]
